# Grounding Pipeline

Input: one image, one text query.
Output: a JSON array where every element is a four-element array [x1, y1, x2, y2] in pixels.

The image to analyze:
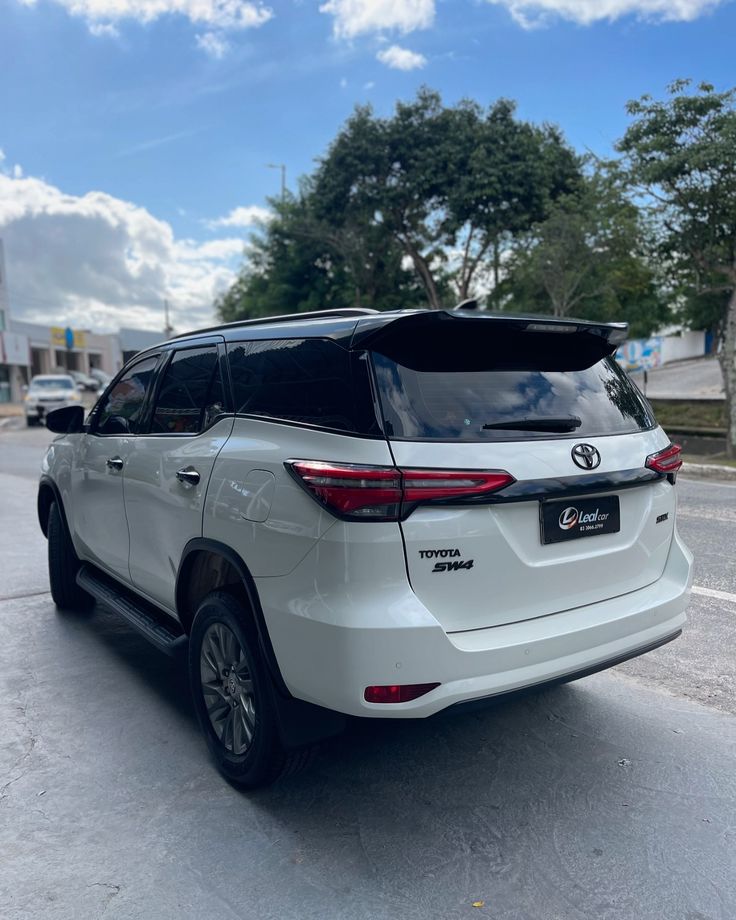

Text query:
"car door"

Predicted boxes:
[[123, 341, 234, 613], [71, 353, 161, 582]]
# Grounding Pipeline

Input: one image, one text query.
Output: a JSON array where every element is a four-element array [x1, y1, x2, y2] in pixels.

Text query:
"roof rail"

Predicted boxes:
[[172, 308, 380, 340]]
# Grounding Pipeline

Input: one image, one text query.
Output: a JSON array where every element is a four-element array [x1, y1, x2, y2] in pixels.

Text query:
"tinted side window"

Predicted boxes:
[[151, 346, 224, 434], [96, 356, 158, 435], [227, 338, 378, 434]]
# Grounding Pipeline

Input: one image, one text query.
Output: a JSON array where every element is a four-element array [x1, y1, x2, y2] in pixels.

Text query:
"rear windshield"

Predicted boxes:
[[371, 353, 654, 441]]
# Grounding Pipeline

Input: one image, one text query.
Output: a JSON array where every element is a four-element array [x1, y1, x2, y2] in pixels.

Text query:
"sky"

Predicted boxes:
[[0, 0, 735, 334]]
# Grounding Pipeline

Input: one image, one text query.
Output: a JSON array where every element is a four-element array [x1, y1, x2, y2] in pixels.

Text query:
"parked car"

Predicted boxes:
[[68, 369, 100, 392], [24, 374, 82, 426], [89, 367, 112, 388], [38, 308, 693, 788]]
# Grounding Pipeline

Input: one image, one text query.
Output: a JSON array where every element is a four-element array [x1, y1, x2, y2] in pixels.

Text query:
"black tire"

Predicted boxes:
[[26, 417, 38, 427], [47, 501, 93, 611], [188, 590, 313, 789]]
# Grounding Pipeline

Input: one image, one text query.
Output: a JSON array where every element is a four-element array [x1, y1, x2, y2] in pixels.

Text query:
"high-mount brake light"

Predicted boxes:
[[364, 683, 440, 704], [286, 461, 515, 521], [646, 443, 683, 478]]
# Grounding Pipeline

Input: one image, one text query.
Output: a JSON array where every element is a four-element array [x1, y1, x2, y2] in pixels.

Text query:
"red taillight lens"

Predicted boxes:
[[287, 460, 403, 519], [364, 683, 440, 704], [402, 469, 516, 503], [646, 443, 683, 476], [287, 461, 515, 521]]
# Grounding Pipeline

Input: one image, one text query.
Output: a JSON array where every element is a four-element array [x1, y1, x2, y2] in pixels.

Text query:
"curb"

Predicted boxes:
[[681, 462, 736, 482]]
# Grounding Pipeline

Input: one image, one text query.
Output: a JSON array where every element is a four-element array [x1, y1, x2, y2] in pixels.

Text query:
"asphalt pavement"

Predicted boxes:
[[1, 426, 735, 920]]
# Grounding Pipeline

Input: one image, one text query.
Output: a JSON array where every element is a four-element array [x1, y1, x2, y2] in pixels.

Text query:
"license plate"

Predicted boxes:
[[540, 495, 620, 545]]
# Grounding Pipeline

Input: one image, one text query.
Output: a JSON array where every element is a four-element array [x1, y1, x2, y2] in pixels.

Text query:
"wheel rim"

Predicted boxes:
[[200, 622, 256, 756]]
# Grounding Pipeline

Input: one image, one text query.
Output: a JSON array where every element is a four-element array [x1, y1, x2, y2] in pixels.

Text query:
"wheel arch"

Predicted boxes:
[[38, 476, 66, 538], [175, 538, 290, 697]]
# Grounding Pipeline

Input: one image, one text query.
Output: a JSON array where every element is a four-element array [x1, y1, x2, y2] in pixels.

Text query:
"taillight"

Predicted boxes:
[[364, 683, 440, 704], [646, 443, 683, 479], [402, 469, 515, 503], [286, 461, 515, 521]]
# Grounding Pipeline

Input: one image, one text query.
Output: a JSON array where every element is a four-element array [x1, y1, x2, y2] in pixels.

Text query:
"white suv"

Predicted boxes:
[[38, 308, 693, 788]]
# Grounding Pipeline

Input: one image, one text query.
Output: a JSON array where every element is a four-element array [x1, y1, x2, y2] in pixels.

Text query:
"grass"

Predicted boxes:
[[650, 399, 727, 432]]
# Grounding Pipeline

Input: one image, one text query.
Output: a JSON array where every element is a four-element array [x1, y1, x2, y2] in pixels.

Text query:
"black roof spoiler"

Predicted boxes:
[[351, 310, 629, 372]]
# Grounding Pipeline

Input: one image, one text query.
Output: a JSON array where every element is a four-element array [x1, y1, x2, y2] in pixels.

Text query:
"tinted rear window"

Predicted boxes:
[[372, 353, 654, 441]]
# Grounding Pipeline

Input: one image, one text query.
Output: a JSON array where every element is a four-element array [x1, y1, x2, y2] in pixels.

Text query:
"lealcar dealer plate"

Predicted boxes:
[[540, 495, 621, 545]]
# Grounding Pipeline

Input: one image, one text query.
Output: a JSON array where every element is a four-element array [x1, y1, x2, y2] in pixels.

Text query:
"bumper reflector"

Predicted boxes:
[[364, 683, 440, 704]]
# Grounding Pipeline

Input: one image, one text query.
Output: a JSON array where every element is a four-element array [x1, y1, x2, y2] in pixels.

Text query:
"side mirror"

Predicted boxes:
[[46, 405, 85, 434]]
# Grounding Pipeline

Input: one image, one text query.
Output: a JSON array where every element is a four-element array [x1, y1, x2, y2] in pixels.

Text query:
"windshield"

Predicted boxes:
[[31, 377, 75, 390], [371, 354, 654, 442]]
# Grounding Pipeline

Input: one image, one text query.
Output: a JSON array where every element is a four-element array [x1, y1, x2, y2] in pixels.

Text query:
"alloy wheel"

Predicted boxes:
[[200, 622, 256, 756]]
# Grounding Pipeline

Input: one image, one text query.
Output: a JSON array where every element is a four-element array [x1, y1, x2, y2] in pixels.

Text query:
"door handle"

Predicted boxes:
[[106, 456, 124, 471], [176, 467, 201, 486]]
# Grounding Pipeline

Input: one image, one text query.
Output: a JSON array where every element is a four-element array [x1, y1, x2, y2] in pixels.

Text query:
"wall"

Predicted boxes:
[[661, 330, 706, 364]]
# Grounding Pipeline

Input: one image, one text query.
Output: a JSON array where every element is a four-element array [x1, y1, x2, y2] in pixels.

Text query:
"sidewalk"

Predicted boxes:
[[0, 402, 23, 417]]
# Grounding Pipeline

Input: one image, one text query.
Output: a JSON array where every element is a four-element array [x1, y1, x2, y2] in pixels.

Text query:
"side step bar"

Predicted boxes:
[[77, 564, 187, 657]]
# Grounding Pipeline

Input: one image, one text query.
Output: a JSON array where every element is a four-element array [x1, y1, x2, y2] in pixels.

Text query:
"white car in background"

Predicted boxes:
[[24, 374, 82, 426]]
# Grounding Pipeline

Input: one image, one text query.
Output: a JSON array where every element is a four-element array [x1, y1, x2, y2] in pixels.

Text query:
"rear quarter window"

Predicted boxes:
[[227, 337, 380, 436], [372, 353, 654, 441]]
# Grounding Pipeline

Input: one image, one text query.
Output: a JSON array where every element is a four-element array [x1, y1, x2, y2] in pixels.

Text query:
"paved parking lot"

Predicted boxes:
[[1, 427, 735, 920]]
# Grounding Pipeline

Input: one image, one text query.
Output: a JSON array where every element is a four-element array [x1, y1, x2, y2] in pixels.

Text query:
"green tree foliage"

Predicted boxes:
[[497, 169, 669, 337], [312, 88, 581, 308], [617, 80, 736, 453], [216, 184, 425, 322]]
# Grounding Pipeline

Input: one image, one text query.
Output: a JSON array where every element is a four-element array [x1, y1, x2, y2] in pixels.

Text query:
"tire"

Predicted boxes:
[[47, 501, 93, 611], [188, 590, 313, 789], [26, 417, 37, 427]]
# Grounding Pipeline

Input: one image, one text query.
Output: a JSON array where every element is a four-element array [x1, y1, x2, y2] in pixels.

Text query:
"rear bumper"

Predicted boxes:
[[257, 528, 693, 719]]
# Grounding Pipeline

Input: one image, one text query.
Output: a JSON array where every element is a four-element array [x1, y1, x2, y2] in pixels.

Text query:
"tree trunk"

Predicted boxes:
[[402, 238, 442, 309], [720, 284, 736, 459]]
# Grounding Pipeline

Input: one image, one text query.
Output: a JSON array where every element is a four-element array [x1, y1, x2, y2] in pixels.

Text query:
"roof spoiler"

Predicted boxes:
[[352, 311, 628, 373]]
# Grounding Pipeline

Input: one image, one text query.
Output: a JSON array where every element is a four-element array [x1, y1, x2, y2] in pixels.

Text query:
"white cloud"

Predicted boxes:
[[319, 0, 434, 38], [195, 30, 230, 57], [87, 21, 119, 37], [486, 0, 722, 27], [18, 0, 273, 32], [206, 205, 272, 228], [0, 169, 244, 332], [376, 44, 427, 70]]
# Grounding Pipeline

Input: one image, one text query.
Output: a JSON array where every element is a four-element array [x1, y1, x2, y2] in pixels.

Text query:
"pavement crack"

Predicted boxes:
[[0, 589, 51, 602]]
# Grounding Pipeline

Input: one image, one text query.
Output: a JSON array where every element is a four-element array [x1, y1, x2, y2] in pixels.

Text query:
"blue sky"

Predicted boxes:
[[1, 0, 734, 332]]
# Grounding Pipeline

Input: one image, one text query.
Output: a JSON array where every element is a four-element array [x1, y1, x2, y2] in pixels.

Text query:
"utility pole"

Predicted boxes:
[[163, 299, 173, 338], [266, 163, 286, 200]]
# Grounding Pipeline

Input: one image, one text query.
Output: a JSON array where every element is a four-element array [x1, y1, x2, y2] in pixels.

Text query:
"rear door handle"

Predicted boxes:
[[176, 467, 201, 486], [106, 456, 124, 471]]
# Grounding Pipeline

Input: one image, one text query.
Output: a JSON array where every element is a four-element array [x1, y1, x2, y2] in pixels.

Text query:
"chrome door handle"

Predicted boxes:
[[106, 456, 124, 471], [176, 467, 201, 486]]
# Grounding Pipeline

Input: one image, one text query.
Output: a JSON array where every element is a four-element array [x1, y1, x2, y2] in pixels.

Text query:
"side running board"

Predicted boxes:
[[76, 564, 187, 657]]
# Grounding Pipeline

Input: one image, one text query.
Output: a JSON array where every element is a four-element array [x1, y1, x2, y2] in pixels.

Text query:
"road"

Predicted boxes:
[[630, 355, 724, 400], [1, 426, 735, 920]]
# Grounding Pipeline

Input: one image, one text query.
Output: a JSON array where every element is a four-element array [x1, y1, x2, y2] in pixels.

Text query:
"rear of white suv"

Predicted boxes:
[[248, 312, 691, 721], [39, 308, 692, 788]]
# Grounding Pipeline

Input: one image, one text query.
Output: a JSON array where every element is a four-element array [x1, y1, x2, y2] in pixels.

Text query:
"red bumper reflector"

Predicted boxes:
[[364, 683, 441, 704]]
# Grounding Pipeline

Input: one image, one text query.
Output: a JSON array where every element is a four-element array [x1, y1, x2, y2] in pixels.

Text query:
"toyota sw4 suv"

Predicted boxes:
[[38, 308, 693, 788]]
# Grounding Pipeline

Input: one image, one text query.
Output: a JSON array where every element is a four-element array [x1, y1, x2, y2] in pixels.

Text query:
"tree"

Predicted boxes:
[[312, 89, 581, 309], [617, 80, 736, 455], [216, 184, 425, 323], [499, 169, 669, 338]]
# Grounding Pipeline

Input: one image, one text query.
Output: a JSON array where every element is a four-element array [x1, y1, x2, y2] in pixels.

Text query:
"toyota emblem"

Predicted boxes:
[[572, 443, 601, 471]]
